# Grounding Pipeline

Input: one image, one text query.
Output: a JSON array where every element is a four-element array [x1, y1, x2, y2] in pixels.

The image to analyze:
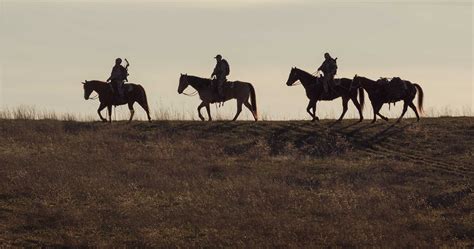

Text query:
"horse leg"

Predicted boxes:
[[313, 100, 319, 121], [351, 96, 363, 122], [97, 103, 107, 122], [372, 103, 382, 123], [243, 101, 256, 121], [397, 101, 409, 123], [306, 100, 315, 121], [107, 105, 112, 123], [197, 102, 206, 121], [232, 100, 243, 121], [137, 99, 152, 122], [128, 102, 135, 123], [205, 103, 212, 121], [408, 101, 420, 122], [377, 112, 389, 121], [337, 97, 349, 122]]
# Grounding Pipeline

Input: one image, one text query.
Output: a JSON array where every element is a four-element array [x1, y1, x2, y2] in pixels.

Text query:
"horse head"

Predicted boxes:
[[178, 74, 189, 94], [82, 80, 94, 100], [286, 67, 299, 86]]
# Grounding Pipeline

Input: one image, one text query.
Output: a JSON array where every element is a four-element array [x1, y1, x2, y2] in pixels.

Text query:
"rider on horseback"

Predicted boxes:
[[317, 52, 338, 93], [211, 54, 230, 100], [107, 58, 129, 100]]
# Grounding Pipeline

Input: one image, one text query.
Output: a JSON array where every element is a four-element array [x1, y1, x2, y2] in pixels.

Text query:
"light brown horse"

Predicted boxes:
[[353, 75, 424, 123], [178, 74, 258, 121], [83, 80, 151, 123]]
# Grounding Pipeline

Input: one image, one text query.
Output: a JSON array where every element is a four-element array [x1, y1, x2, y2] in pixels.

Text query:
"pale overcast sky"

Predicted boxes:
[[0, 0, 472, 120]]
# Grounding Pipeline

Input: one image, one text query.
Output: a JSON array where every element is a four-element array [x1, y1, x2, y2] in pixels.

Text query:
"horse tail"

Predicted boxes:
[[414, 83, 424, 114], [358, 87, 365, 111], [136, 84, 151, 121], [142, 87, 150, 110], [249, 83, 258, 121]]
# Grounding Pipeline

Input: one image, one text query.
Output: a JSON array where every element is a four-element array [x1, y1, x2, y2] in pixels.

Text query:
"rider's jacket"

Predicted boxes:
[[109, 65, 128, 82], [212, 59, 230, 79], [318, 57, 338, 76]]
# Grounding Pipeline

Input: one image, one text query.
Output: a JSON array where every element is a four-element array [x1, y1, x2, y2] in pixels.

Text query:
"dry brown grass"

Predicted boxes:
[[0, 118, 472, 247]]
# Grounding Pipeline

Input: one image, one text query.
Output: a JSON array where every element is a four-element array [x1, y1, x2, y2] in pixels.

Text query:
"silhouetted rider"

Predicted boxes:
[[211, 54, 230, 100], [107, 58, 129, 100], [317, 52, 338, 93]]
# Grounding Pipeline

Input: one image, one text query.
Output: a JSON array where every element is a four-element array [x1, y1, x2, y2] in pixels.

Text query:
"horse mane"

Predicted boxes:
[[86, 80, 108, 85], [186, 75, 212, 87], [356, 76, 376, 84], [294, 67, 318, 80]]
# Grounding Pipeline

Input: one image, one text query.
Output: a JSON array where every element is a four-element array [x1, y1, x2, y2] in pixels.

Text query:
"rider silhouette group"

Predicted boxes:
[[105, 52, 401, 101]]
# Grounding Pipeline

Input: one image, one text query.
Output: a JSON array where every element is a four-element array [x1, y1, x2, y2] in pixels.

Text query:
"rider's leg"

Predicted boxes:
[[118, 81, 124, 98], [218, 76, 225, 99], [322, 76, 329, 93]]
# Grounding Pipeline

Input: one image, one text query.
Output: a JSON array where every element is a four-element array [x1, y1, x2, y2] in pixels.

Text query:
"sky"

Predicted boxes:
[[0, 0, 472, 120]]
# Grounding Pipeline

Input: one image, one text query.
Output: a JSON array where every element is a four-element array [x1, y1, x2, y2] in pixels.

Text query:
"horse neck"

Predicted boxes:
[[187, 76, 208, 91], [295, 69, 317, 88], [359, 78, 377, 92], [90, 81, 109, 94]]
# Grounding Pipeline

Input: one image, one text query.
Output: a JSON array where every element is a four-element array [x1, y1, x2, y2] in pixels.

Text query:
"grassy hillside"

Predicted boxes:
[[0, 118, 472, 247]]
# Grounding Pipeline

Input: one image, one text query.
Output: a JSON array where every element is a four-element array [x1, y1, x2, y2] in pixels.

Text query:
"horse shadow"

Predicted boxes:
[[361, 123, 412, 146]]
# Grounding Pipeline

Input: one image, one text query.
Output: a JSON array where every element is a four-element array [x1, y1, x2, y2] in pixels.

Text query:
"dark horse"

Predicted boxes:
[[83, 80, 151, 122], [285, 67, 364, 122], [352, 75, 424, 123], [178, 74, 258, 121]]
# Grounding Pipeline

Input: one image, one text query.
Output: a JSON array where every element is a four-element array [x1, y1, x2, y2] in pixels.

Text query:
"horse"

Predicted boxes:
[[177, 74, 258, 121], [352, 75, 424, 123], [285, 67, 365, 122], [82, 80, 151, 123]]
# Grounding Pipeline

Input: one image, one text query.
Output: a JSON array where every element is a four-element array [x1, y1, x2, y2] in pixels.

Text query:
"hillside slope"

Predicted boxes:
[[0, 118, 472, 247]]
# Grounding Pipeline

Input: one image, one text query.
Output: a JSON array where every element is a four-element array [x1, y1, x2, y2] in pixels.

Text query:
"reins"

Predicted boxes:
[[289, 81, 302, 86], [182, 90, 198, 96], [181, 77, 198, 96], [88, 94, 99, 100]]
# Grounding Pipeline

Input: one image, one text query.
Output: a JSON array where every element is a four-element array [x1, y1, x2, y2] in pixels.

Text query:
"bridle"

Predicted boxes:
[[180, 76, 198, 96]]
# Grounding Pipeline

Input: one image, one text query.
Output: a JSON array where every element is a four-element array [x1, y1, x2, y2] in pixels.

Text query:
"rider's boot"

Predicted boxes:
[[218, 83, 224, 104], [323, 80, 329, 94]]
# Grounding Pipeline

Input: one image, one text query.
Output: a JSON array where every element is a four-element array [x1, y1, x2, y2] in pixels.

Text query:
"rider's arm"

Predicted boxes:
[[317, 61, 325, 71], [211, 67, 217, 77], [107, 67, 116, 82]]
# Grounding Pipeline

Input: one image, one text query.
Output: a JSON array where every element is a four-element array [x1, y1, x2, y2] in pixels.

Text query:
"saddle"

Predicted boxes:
[[378, 77, 409, 102], [211, 79, 234, 103], [112, 84, 133, 104]]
